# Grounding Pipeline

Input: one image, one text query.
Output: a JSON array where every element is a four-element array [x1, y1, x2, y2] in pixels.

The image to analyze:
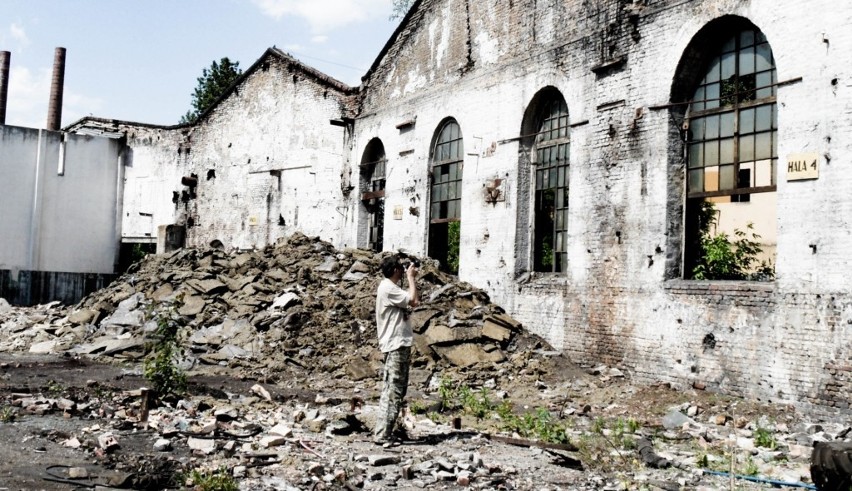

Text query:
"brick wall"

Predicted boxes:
[[69, 0, 852, 415], [354, 0, 852, 415]]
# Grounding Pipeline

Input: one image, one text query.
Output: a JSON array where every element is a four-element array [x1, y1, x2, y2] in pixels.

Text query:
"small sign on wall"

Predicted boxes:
[[786, 153, 819, 181], [248, 216, 259, 226], [393, 205, 403, 220]]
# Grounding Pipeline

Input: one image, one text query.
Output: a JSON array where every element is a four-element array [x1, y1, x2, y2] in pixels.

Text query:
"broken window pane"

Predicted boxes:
[[683, 26, 778, 280], [704, 166, 719, 192]]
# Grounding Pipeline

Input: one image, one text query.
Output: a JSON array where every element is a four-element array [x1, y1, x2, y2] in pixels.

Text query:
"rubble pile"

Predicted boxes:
[[0, 233, 548, 384]]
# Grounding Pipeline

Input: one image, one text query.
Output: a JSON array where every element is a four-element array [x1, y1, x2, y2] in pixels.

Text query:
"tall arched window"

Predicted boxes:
[[533, 98, 570, 273], [428, 119, 463, 273], [683, 24, 777, 280], [360, 139, 386, 252]]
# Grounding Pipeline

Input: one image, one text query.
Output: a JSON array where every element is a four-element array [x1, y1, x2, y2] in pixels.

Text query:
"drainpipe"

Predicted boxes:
[[0, 51, 10, 125], [46, 47, 66, 131]]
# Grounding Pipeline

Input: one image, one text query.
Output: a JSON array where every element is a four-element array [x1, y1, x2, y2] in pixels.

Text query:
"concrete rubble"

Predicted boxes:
[[0, 233, 840, 489]]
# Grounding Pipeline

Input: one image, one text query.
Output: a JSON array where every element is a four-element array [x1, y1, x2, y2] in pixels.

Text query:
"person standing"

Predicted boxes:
[[374, 254, 419, 444]]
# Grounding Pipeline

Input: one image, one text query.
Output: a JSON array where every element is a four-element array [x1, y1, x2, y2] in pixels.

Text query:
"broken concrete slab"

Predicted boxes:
[[178, 295, 206, 316], [433, 343, 505, 367]]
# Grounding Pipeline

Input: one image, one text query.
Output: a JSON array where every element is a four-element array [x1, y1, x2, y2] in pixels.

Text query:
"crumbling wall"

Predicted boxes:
[[354, 0, 852, 414], [113, 53, 356, 252]]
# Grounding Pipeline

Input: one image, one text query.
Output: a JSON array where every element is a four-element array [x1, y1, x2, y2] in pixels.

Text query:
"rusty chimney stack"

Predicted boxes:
[[46, 47, 66, 131], [0, 51, 10, 125]]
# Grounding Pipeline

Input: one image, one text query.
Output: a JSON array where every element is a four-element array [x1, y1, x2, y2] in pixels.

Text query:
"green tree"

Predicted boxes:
[[391, 0, 415, 20], [180, 57, 243, 124]]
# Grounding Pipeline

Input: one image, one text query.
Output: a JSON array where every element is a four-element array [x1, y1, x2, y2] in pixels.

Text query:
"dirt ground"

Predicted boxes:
[[0, 350, 820, 491]]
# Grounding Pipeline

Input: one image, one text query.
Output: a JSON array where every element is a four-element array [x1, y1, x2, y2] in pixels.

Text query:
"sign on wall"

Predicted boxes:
[[786, 153, 819, 181], [393, 206, 403, 220]]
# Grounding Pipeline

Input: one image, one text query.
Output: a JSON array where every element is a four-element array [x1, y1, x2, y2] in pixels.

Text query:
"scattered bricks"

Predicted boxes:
[[68, 467, 89, 479], [153, 438, 172, 451], [368, 455, 401, 466], [98, 433, 120, 453], [251, 384, 272, 401], [260, 435, 288, 448], [187, 437, 216, 454]]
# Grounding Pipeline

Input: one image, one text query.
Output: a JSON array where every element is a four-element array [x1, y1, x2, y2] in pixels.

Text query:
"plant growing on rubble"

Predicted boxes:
[[408, 400, 427, 415], [501, 407, 571, 444], [0, 406, 16, 423], [187, 467, 238, 491], [143, 302, 187, 397], [754, 426, 777, 449], [460, 386, 495, 419], [742, 456, 760, 476]]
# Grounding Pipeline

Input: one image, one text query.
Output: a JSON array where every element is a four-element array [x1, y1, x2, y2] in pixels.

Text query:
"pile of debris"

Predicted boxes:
[[0, 233, 548, 385]]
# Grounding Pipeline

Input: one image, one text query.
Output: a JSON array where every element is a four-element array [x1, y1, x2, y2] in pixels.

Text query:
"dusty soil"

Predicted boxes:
[[0, 350, 821, 491]]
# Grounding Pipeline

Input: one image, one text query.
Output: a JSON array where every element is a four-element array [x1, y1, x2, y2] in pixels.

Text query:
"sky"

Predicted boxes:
[[0, 0, 403, 128]]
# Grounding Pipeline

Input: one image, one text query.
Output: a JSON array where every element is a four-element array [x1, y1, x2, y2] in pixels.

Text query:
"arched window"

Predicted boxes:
[[532, 99, 570, 273], [682, 23, 777, 280], [428, 119, 463, 273], [360, 138, 386, 252]]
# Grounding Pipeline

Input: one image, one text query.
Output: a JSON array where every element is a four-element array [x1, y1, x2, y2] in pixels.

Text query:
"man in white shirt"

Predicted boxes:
[[374, 254, 419, 444]]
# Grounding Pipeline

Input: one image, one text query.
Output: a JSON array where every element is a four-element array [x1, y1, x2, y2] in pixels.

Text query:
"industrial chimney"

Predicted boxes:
[[46, 47, 66, 131], [0, 51, 10, 125]]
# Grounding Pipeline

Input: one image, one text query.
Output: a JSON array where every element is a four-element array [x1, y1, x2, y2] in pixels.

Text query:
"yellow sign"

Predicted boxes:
[[393, 206, 403, 220], [248, 216, 259, 226], [786, 153, 819, 181]]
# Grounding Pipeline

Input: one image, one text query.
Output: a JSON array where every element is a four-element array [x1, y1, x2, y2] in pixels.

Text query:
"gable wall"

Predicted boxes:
[[117, 55, 356, 252]]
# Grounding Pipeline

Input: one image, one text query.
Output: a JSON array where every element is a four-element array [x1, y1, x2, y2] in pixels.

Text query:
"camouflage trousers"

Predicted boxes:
[[374, 346, 411, 441]]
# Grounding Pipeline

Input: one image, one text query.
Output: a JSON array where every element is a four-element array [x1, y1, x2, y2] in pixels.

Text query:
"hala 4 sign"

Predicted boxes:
[[786, 153, 819, 181]]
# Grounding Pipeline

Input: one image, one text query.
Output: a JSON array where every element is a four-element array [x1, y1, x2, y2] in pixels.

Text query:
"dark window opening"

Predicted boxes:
[[360, 139, 386, 252], [532, 99, 570, 273], [428, 120, 463, 273]]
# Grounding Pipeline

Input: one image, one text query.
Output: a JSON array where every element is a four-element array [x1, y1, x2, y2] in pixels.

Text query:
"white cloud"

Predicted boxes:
[[5, 65, 103, 129], [9, 22, 29, 45], [311, 35, 328, 44], [252, 0, 391, 33]]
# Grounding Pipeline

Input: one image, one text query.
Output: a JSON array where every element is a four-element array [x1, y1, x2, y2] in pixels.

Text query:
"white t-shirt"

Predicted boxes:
[[376, 277, 412, 353]]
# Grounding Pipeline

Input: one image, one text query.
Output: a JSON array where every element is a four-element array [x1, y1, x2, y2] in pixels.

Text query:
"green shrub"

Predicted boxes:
[[187, 468, 238, 491], [143, 302, 187, 396], [690, 201, 774, 281]]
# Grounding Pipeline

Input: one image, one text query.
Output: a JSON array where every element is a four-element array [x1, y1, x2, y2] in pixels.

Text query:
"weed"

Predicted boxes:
[[461, 387, 494, 419], [591, 417, 605, 434], [143, 301, 187, 396], [438, 376, 457, 411], [187, 467, 238, 491], [408, 400, 427, 415], [501, 407, 570, 444], [754, 426, 777, 449], [45, 379, 64, 397], [426, 412, 443, 424], [741, 456, 759, 476], [0, 406, 16, 423], [626, 417, 641, 433]]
